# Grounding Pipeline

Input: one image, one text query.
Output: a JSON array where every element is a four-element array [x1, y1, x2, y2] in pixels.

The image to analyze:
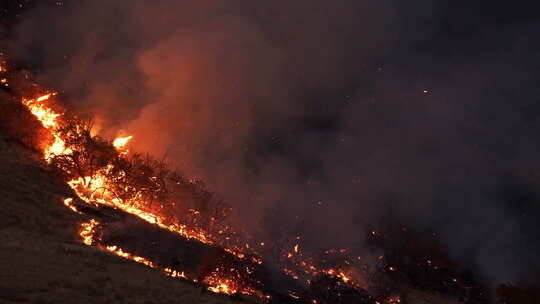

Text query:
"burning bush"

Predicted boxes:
[[45, 114, 232, 240]]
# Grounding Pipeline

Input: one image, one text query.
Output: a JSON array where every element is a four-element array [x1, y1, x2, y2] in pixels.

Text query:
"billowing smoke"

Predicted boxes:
[[5, 0, 540, 289]]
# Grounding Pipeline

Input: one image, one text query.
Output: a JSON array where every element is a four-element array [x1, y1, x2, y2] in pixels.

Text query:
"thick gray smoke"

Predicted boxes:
[[6, 0, 540, 289]]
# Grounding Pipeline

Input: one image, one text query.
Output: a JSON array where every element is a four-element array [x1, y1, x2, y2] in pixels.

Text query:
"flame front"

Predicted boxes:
[[19, 90, 263, 297], [22, 94, 57, 128], [16, 78, 375, 301], [21, 93, 72, 160]]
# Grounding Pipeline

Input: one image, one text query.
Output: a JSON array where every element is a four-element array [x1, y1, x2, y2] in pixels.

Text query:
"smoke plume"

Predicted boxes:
[[5, 0, 540, 289]]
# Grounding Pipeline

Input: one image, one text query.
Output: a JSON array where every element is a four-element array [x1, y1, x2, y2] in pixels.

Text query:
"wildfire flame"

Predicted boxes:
[[15, 79, 376, 301], [63, 198, 81, 214], [80, 219, 100, 246], [77, 218, 252, 296], [21, 93, 72, 160], [113, 135, 133, 151], [22, 94, 57, 128], [67, 173, 213, 244], [105, 245, 156, 268], [19, 90, 262, 297]]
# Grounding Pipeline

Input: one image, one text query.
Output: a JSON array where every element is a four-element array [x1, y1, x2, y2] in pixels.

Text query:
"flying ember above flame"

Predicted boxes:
[[113, 135, 133, 150]]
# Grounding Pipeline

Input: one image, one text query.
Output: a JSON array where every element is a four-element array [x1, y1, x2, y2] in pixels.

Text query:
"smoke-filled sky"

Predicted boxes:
[[3, 0, 540, 288]]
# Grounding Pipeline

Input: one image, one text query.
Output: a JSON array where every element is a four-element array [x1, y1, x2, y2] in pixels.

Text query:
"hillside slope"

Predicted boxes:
[[0, 135, 480, 304], [0, 136, 252, 304], [0, 94, 528, 304]]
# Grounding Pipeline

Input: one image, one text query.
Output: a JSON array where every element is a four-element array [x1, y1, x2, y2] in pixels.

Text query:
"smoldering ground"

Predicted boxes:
[[4, 0, 540, 290]]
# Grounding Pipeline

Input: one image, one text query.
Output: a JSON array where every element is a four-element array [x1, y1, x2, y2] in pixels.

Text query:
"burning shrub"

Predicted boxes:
[[49, 118, 117, 178], [45, 113, 232, 240]]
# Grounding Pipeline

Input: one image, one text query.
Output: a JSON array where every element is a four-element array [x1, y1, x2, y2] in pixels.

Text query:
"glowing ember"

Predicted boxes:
[[384, 296, 402, 303], [63, 198, 81, 214], [36, 93, 53, 102], [80, 219, 100, 246], [204, 269, 257, 296], [164, 268, 188, 279], [113, 135, 133, 150]]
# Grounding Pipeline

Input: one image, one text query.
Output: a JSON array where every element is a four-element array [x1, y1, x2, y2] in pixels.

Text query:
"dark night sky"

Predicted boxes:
[[2, 0, 540, 289]]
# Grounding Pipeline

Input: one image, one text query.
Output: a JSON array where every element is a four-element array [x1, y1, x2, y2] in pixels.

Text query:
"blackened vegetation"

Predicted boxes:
[[75, 198, 378, 304], [496, 284, 540, 304], [78, 201, 269, 295], [366, 222, 488, 303], [307, 275, 373, 304]]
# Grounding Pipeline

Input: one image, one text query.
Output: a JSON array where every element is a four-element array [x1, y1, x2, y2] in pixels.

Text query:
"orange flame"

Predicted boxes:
[[18, 84, 369, 301], [80, 219, 100, 246], [21, 93, 72, 159], [113, 135, 133, 150], [20, 92, 265, 297]]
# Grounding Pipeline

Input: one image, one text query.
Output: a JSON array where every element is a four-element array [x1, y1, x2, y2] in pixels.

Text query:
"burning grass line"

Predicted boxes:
[[77, 218, 262, 297]]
